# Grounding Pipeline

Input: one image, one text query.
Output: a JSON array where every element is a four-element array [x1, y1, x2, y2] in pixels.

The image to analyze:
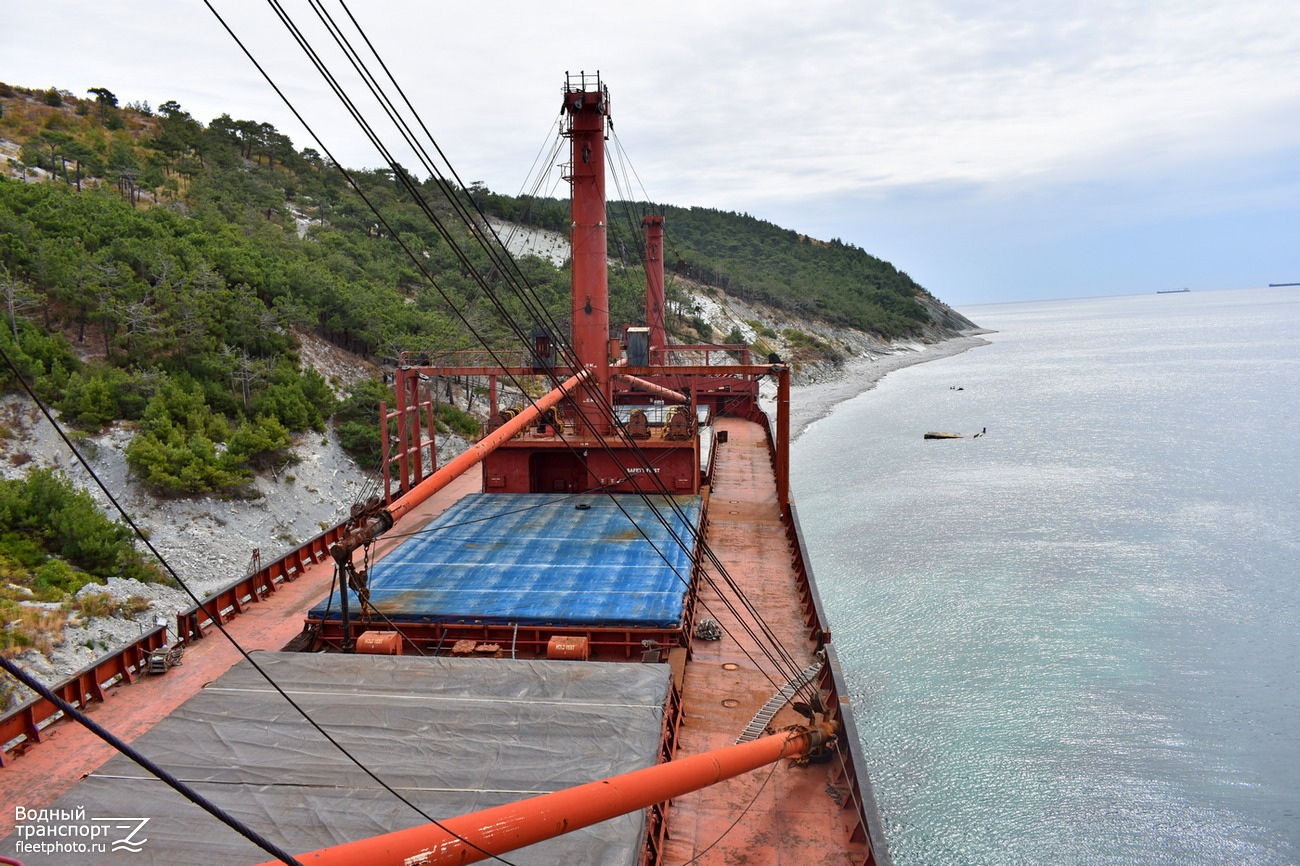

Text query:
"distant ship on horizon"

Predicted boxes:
[[1157, 288, 1191, 294]]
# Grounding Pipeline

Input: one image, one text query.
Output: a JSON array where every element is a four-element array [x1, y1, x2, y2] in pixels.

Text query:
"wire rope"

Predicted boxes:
[[241, 0, 825, 758]]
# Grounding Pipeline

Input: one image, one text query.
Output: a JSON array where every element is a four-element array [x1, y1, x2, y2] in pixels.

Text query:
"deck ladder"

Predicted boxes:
[[735, 657, 824, 743]]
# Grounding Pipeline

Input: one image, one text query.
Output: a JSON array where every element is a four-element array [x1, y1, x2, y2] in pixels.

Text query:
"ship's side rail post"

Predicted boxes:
[[750, 402, 890, 865], [776, 363, 790, 507], [819, 642, 890, 864], [786, 502, 833, 643], [382, 369, 441, 503], [643, 650, 687, 865], [176, 520, 350, 643], [380, 398, 392, 503], [785, 499, 892, 866], [675, 487, 710, 662]]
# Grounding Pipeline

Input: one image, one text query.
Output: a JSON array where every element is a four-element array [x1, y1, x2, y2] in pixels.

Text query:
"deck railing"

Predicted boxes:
[[784, 500, 893, 866], [0, 626, 167, 766], [0, 518, 352, 764], [174, 519, 347, 643]]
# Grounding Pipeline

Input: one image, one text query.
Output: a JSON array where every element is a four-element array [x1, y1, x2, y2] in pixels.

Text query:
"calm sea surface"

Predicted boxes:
[[792, 287, 1299, 866]]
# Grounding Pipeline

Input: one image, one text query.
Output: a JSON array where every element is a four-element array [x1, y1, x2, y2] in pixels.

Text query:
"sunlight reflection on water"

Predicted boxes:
[[793, 288, 1299, 865]]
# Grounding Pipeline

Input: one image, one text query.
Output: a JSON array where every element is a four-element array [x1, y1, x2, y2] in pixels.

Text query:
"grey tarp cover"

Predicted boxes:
[[36, 652, 670, 865]]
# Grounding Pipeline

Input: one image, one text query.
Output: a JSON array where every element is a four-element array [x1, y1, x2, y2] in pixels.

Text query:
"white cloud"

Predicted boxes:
[[633, 0, 1300, 203], [3, 0, 1296, 300], [6, 0, 1296, 196]]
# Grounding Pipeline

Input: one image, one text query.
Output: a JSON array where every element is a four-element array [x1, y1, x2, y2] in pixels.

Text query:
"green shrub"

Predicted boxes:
[[435, 403, 480, 439], [34, 559, 93, 599], [253, 381, 318, 431], [334, 419, 379, 466], [126, 379, 254, 494], [0, 322, 80, 398], [126, 425, 246, 494], [76, 592, 150, 619], [333, 378, 394, 466], [690, 316, 713, 341], [56, 366, 136, 429], [225, 415, 291, 470], [0, 468, 167, 592], [75, 591, 118, 619]]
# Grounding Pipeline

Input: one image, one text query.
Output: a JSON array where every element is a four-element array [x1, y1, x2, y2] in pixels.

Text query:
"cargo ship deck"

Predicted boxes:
[[307, 490, 706, 657], [0, 470, 479, 840], [4, 418, 881, 865], [3, 70, 887, 866]]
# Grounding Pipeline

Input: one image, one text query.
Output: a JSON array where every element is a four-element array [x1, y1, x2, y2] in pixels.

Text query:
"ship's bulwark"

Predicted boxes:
[[311, 493, 703, 629], [36, 653, 669, 865]]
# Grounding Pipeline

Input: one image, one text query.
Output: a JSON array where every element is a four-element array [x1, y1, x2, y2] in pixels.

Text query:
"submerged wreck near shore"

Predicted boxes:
[[924, 427, 986, 439]]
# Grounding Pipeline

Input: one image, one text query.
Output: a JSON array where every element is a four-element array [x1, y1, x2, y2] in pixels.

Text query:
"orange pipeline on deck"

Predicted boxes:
[[329, 371, 588, 564], [254, 724, 836, 866], [386, 370, 587, 525], [612, 371, 688, 403]]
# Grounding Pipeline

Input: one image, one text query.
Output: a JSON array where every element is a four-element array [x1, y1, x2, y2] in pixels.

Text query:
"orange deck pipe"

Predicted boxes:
[[385, 370, 587, 525], [253, 723, 836, 866], [612, 371, 689, 404]]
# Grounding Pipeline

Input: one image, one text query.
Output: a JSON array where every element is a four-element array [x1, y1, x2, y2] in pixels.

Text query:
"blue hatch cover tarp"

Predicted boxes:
[[311, 493, 703, 628]]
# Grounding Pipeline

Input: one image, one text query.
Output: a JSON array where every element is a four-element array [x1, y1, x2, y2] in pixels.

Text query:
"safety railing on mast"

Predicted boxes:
[[564, 69, 603, 92]]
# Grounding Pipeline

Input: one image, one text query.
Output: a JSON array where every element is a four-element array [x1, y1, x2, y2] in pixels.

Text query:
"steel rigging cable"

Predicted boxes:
[[0, 652, 304, 866], [278, 19, 821, 705], [235, 0, 825, 720], [226, 5, 840, 855], [0, 344, 309, 865]]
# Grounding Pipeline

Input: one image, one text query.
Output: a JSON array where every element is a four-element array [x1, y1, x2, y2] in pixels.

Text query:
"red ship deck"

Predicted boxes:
[[663, 417, 872, 864]]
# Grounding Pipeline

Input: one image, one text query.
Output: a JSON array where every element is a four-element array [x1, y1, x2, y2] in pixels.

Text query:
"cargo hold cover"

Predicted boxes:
[[312, 492, 704, 628], [38, 652, 671, 865]]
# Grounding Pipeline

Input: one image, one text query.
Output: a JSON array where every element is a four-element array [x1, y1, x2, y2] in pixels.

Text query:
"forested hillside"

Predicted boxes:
[[474, 194, 933, 337], [0, 82, 548, 493], [0, 79, 968, 667], [1, 80, 948, 501]]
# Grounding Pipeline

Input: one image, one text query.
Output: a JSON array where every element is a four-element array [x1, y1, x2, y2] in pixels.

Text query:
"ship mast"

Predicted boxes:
[[563, 72, 613, 438]]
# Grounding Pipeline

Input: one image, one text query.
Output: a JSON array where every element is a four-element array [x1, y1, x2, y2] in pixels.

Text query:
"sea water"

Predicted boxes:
[[792, 287, 1299, 866]]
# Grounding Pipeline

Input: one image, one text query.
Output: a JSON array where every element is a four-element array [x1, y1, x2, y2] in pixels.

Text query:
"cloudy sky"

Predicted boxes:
[[4, 0, 1298, 305]]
